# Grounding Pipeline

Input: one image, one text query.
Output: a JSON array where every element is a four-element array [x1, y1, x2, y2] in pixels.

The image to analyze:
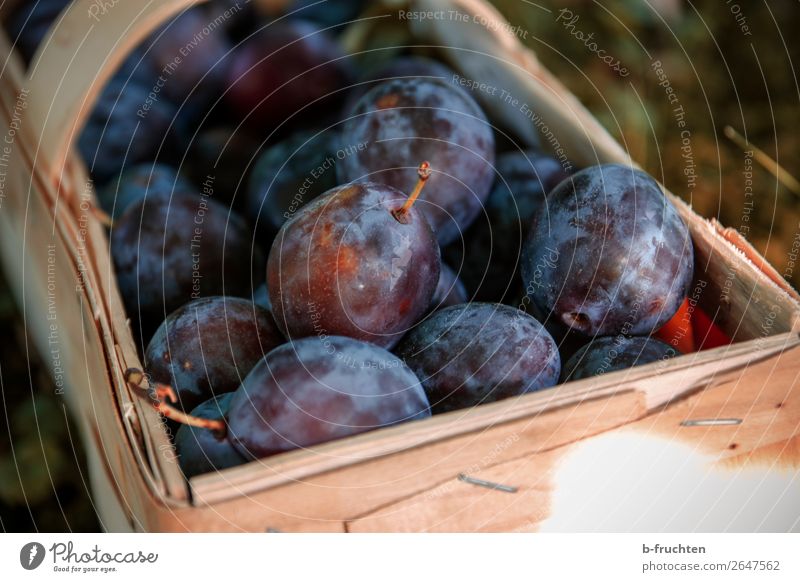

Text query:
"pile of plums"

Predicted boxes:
[[9, 1, 696, 479]]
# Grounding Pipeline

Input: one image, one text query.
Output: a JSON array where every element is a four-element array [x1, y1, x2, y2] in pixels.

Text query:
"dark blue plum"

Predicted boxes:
[[184, 126, 262, 206], [521, 164, 693, 337], [246, 130, 338, 243], [227, 336, 431, 458], [175, 394, 246, 478], [396, 303, 560, 413], [143, 7, 231, 105], [79, 78, 179, 185], [445, 149, 571, 302], [288, 0, 367, 31], [561, 336, 679, 382], [111, 191, 260, 338], [145, 296, 283, 411], [99, 163, 194, 218], [338, 77, 495, 245], [342, 56, 455, 117]]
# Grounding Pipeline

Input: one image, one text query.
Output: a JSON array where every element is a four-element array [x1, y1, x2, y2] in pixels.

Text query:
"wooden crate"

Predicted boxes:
[[0, 0, 798, 532]]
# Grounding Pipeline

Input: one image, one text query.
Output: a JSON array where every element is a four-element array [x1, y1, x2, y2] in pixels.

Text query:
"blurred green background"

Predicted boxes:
[[1, 0, 798, 531]]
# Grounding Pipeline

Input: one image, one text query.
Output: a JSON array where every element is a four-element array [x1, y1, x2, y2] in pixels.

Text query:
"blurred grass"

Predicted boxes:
[[1, 0, 798, 531], [0, 273, 99, 531], [493, 0, 800, 287]]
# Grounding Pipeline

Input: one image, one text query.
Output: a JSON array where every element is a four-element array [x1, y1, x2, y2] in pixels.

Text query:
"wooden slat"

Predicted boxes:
[[347, 342, 800, 531], [187, 390, 646, 529], [190, 332, 798, 502]]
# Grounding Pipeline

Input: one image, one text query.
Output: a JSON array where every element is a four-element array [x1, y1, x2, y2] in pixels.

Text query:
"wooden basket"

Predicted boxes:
[[0, 0, 798, 532]]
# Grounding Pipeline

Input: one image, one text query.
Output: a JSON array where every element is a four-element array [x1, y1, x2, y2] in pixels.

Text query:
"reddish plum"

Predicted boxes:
[[268, 178, 440, 349], [224, 20, 352, 127]]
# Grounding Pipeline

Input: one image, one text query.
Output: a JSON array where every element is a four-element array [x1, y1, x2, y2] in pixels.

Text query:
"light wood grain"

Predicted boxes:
[[347, 343, 800, 532]]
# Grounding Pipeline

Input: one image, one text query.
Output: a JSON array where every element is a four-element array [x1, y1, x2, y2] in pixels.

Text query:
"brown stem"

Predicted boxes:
[[723, 125, 800, 197], [124, 368, 227, 437], [392, 161, 432, 223], [91, 205, 113, 228]]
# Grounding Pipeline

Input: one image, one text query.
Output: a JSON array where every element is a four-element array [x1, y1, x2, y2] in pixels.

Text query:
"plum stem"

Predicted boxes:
[[392, 161, 431, 223], [123, 368, 228, 437]]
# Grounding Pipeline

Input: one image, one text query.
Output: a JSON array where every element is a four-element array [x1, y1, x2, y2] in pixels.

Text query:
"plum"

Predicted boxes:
[[111, 191, 260, 337], [396, 302, 560, 413], [79, 78, 179, 185], [145, 296, 283, 411], [268, 179, 440, 349], [562, 336, 679, 382], [174, 393, 247, 478], [99, 163, 194, 218], [342, 55, 455, 117], [227, 336, 431, 458], [521, 164, 693, 336], [445, 149, 571, 301], [246, 130, 338, 243], [337, 77, 495, 245], [184, 126, 263, 206], [224, 20, 353, 127]]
